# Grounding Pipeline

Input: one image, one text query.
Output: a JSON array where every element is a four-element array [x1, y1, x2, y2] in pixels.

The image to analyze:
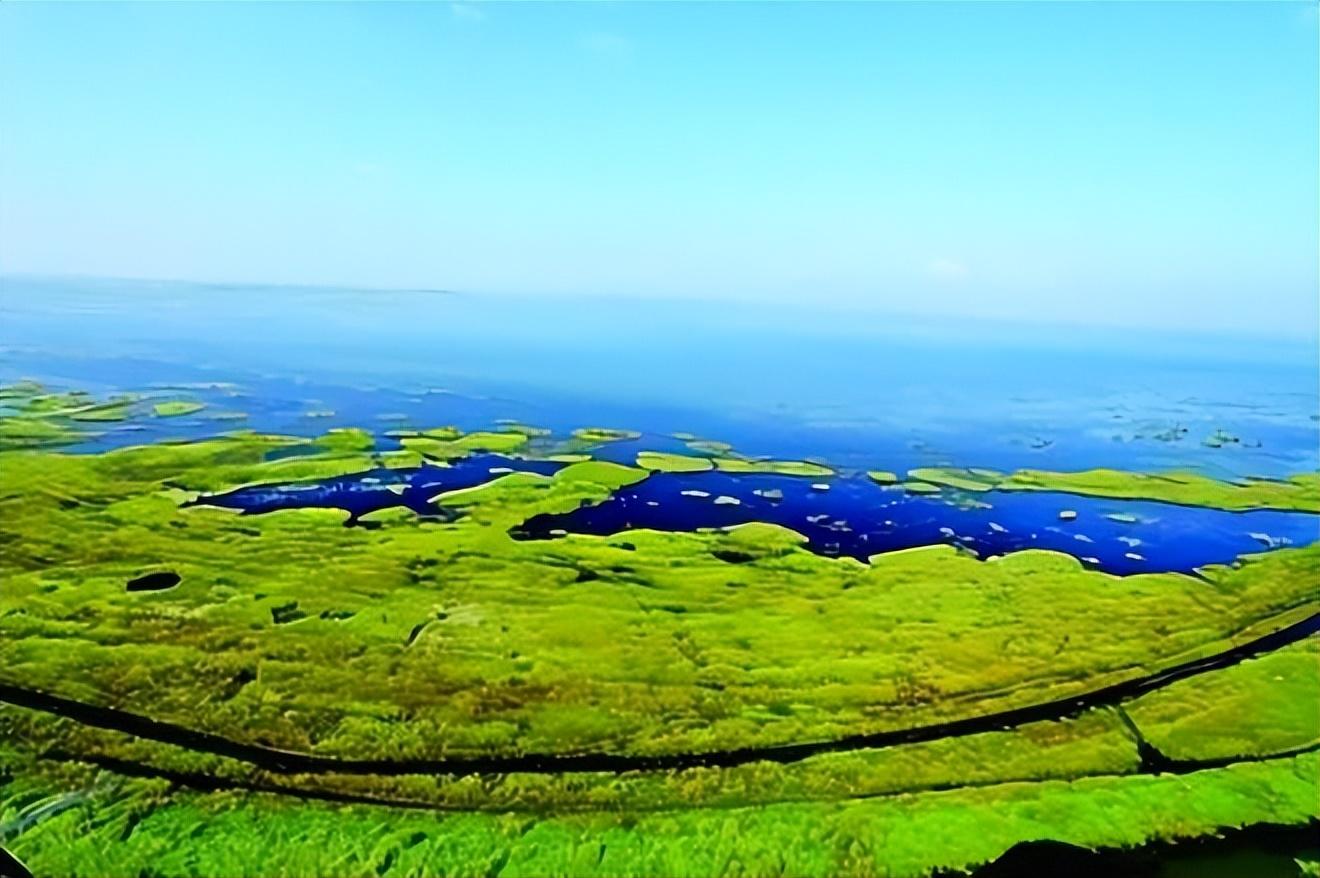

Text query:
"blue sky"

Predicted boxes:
[[1, 2, 1316, 335]]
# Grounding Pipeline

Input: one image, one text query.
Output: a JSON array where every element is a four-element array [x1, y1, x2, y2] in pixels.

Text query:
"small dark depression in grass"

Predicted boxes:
[[124, 570, 181, 592], [514, 471, 1320, 575]]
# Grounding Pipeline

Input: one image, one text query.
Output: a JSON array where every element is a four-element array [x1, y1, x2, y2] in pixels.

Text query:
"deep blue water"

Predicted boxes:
[[193, 459, 1320, 576], [515, 470, 1320, 574]]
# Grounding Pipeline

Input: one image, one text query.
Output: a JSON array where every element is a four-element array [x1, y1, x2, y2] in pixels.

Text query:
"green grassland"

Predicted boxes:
[[1, 746, 1315, 878], [907, 466, 1320, 512], [1, 383, 1318, 876]]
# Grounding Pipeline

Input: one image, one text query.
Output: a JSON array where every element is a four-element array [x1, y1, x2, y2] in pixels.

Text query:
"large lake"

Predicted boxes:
[[2, 275, 1317, 481]]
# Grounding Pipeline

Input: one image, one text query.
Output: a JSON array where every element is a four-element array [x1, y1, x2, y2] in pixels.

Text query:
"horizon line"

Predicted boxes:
[[2, 269, 1317, 346]]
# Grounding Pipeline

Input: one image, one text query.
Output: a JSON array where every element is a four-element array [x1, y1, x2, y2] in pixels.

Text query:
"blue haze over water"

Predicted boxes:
[[1, 275, 1317, 482]]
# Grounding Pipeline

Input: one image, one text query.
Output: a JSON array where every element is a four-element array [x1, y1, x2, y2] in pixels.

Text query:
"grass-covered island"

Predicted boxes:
[[1, 383, 1317, 877]]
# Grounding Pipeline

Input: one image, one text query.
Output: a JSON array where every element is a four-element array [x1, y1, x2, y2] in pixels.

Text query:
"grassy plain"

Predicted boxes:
[[1, 382, 1317, 876]]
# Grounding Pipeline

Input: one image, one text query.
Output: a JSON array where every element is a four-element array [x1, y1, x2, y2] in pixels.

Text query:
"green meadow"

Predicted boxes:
[[1, 383, 1317, 877]]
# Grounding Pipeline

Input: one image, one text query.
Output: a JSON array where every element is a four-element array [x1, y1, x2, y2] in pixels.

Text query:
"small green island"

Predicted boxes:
[[153, 400, 207, 418]]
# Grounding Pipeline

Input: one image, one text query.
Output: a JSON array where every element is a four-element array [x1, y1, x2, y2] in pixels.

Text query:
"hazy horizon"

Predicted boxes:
[[5, 269, 1320, 349]]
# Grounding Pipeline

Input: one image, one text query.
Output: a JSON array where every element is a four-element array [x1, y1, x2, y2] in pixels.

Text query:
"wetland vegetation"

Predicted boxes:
[[1, 381, 1317, 877]]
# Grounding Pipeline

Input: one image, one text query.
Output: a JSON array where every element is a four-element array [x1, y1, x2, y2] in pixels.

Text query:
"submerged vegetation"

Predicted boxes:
[[1, 381, 1317, 876]]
